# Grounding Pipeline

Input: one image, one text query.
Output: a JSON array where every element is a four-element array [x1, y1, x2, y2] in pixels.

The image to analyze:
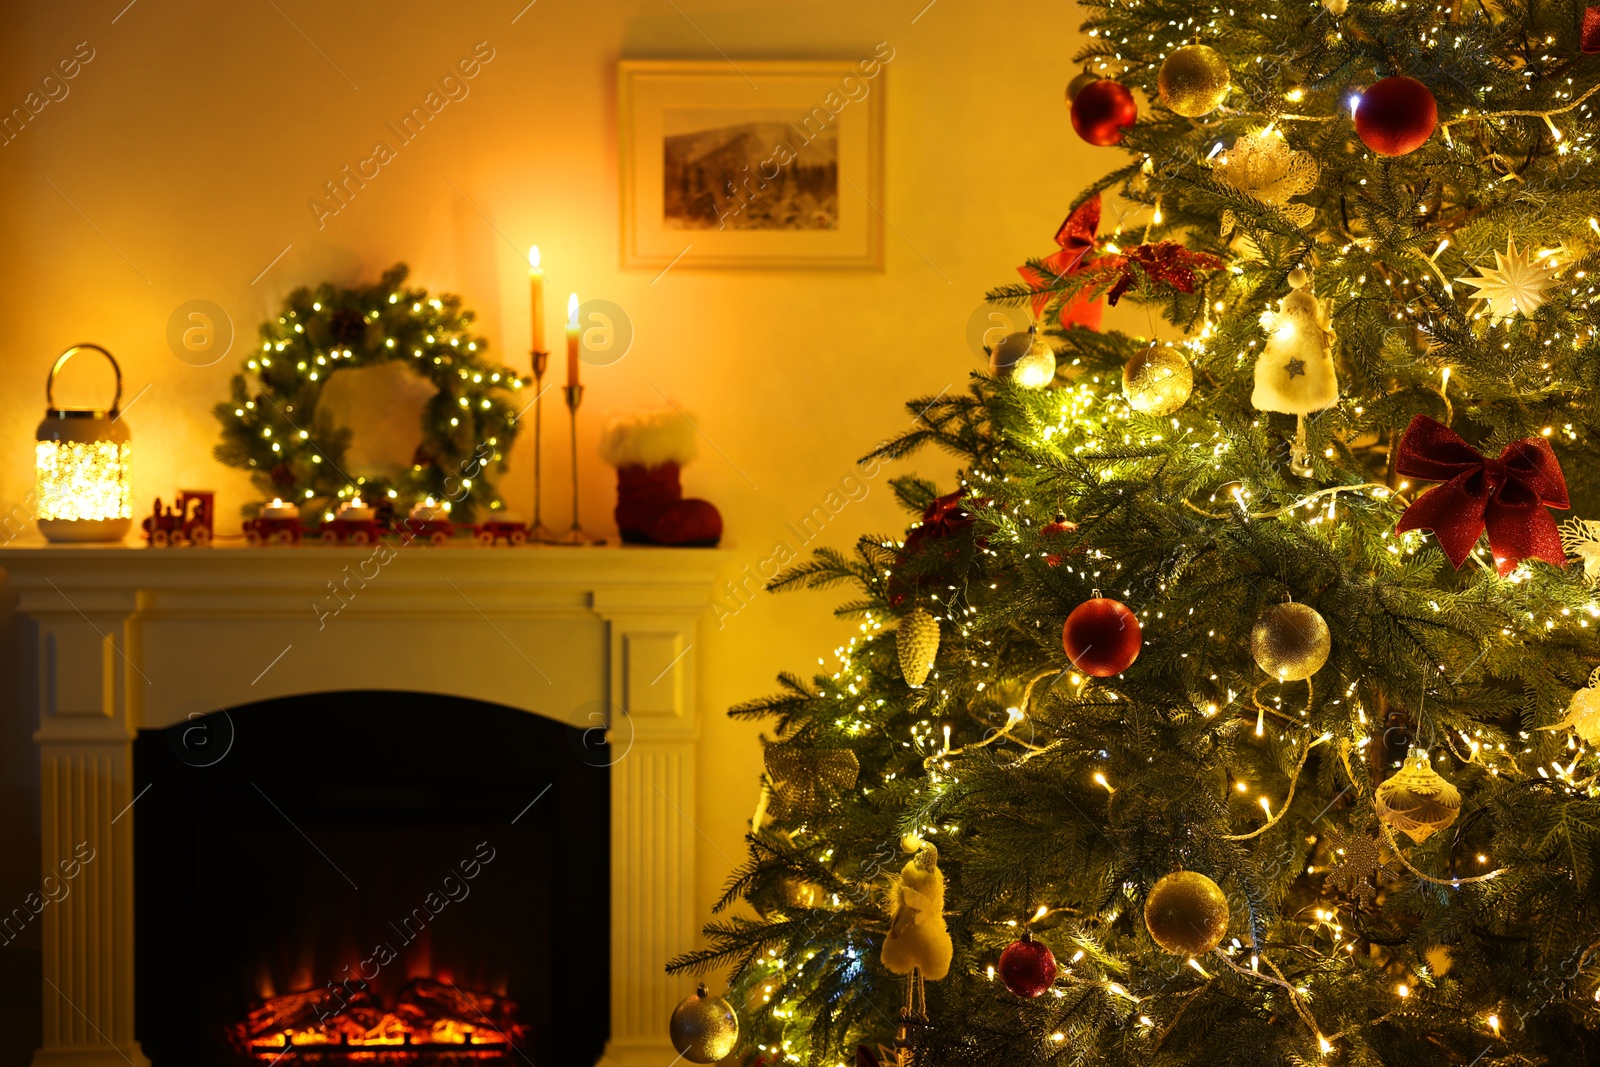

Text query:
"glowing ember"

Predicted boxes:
[[233, 977, 526, 1063]]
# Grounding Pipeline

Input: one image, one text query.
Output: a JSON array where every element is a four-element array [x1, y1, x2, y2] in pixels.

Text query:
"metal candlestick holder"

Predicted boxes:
[[547, 383, 605, 545], [527, 350, 558, 542], [528, 351, 560, 543]]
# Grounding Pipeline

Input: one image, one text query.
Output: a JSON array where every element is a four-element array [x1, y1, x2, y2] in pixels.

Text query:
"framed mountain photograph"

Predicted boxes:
[[619, 58, 887, 270]]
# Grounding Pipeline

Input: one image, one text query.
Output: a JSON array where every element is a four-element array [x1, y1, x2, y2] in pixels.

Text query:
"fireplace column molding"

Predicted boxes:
[[0, 547, 728, 1067], [22, 586, 146, 1067], [594, 591, 702, 1067]]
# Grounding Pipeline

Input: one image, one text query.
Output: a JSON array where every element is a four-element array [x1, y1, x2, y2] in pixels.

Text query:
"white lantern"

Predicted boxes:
[[35, 344, 133, 543]]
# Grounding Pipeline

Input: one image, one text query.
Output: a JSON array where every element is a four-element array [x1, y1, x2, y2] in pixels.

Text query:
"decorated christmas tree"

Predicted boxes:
[[669, 2, 1600, 1064]]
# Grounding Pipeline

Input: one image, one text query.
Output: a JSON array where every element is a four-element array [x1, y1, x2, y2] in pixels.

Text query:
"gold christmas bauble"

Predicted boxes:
[[1157, 45, 1230, 118], [1250, 602, 1331, 682], [1065, 70, 1100, 103], [1123, 346, 1194, 415], [989, 329, 1057, 389], [782, 876, 826, 909], [1145, 870, 1229, 956], [669, 984, 739, 1064], [897, 607, 941, 689], [1376, 757, 1461, 844]]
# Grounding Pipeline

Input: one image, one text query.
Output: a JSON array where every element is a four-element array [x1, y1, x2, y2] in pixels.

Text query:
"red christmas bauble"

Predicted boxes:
[[998, 932, 1058, 998], [1070, 80, 1137, 147], [1585, 7, 1600, 54], [1042, 514, 1076, 538], [1062, 596, 1142, 677], [1354, 76, 1437, 156]]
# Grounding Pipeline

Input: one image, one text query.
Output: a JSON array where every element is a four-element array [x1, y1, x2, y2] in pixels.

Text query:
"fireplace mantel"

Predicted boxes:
[[0, 542, 729, 1067]]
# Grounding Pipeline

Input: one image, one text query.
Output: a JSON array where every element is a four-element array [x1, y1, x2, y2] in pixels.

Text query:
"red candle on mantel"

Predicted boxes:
[[565, 292, 580, 386]]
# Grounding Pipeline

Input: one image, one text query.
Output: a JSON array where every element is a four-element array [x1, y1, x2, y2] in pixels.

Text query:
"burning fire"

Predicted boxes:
[[234, 977, 526, 1062]]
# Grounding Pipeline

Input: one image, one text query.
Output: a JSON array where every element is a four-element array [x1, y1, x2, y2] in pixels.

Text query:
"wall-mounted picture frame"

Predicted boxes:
[[618, 58, 887, 271]]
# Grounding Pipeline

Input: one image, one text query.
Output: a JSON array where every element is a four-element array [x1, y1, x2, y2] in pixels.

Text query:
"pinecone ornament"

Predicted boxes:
[[897, 607, 940, 689]]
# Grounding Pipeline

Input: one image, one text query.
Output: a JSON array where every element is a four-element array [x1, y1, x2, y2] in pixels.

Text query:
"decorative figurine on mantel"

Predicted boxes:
[[141, 490, 215, 546], [599, 409, 722, 547]]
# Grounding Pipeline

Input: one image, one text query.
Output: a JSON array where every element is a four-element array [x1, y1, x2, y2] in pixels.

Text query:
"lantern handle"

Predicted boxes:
[[46, 344, 123, 416]]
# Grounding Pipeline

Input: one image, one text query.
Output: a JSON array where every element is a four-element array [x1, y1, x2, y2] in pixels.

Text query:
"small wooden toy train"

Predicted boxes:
[[142, 492, 215, 546]]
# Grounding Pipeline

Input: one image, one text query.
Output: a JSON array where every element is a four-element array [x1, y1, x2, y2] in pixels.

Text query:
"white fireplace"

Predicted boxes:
[[0, 543, 725, 1067]]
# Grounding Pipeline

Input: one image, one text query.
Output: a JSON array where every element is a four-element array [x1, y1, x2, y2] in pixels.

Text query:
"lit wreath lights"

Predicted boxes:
[[213, 264, 526, 520]]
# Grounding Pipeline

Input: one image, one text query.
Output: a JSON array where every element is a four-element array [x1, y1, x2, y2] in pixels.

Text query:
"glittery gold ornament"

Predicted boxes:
[[1157, 45, 1230, 117], [764, 746, 860, 816], [989, 328, 1056, 388], [1123, 346, 1194, 415], [897, 607, 940, 688], [668, 984, 739, 1064], [1540, 666, 1600, 745], [1250, 602, 1330, 681], [1144, 870, 1229, 955], [1376, 755, 1461, 844], [1212, 128, 1319, 237]]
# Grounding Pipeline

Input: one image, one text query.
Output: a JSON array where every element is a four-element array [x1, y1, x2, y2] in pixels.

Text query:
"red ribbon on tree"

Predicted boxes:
[[1016, 196, 1103, 330], [1393, 414, 1569, 576]]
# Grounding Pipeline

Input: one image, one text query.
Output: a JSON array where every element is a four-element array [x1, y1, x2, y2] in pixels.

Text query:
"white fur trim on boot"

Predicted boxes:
[[598, 408, 699, 469]]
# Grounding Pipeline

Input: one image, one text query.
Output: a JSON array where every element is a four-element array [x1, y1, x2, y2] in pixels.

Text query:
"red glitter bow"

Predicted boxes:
[[1095, 241, 1224, 306], [904, 490, 976, 551], [1394, 414, 1569, 576], [1017, 196, 1103, 330]]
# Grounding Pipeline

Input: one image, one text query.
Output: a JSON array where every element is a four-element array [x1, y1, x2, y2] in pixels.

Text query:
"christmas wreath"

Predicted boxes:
[[213, 264, 525, 520]]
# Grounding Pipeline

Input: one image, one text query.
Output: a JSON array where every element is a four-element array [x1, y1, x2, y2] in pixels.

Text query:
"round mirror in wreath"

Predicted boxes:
[[213, 264, 527, 521]]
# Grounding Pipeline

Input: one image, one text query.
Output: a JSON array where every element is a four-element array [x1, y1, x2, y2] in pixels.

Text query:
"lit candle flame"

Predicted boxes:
[[528, 245, 541, 270], [567, 292, 580, 326]]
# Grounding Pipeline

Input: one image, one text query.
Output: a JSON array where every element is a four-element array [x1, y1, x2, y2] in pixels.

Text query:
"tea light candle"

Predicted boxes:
[[337, 497, 374, 521], [409, 498, 447, 522], [260, 497, 299, 519]]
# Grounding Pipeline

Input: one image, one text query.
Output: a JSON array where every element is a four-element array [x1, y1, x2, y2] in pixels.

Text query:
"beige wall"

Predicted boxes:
[[0, 0, 1128, 1008]]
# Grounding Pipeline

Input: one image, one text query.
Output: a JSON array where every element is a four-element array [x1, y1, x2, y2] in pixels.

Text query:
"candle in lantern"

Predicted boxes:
[[35, 344, 134, 543], [565, 292, 581, 385], [528, 246, 546, 355]]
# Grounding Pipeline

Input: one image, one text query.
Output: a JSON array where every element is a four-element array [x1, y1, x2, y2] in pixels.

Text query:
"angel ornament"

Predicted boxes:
[[881, 842, 951, 1041], [1254, 268, 1339, 476]]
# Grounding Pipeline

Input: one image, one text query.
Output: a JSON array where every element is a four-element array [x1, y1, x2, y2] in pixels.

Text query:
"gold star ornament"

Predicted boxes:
[[1456, 237, 1556, 322]]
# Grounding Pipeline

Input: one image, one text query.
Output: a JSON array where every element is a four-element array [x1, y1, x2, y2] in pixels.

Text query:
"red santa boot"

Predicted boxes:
[[599, 410, 723, 546]]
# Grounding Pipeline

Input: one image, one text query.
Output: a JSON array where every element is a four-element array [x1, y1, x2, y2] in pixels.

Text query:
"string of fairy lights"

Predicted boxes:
[[215, 266, 526, 521], [720, 2, 1600, 1063]]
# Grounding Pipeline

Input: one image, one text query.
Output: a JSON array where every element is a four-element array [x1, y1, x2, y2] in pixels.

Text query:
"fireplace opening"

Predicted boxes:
[[133, 692, 609, 1067]]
